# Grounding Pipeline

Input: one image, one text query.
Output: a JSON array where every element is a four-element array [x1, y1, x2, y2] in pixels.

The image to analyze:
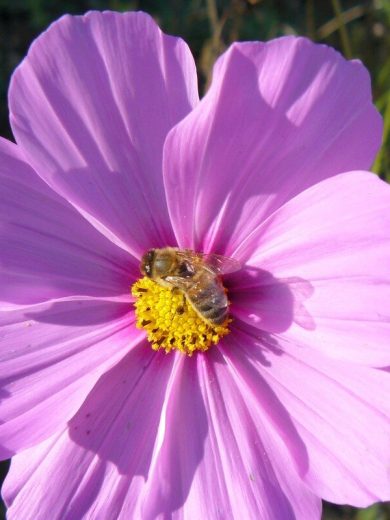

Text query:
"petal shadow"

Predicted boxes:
[[228, 265, 315, 338]]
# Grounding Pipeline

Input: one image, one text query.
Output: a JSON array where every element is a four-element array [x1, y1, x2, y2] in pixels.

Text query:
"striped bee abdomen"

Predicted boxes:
[[187, 274, 228, 325]]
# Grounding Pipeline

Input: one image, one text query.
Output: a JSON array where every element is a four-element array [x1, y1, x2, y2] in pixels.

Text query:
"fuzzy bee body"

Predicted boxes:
[[140, 247, 240, 325]]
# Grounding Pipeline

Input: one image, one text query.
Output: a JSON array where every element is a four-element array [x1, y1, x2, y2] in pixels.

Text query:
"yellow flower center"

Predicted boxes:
[[132, 277, 231, 355]]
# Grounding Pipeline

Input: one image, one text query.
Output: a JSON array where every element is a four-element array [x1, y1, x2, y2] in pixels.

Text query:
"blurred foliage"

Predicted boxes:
[[0, 0, 389, 519]]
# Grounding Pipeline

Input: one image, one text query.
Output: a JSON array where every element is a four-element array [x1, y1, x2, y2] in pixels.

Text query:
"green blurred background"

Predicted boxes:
[[0, 1, 389, 518]]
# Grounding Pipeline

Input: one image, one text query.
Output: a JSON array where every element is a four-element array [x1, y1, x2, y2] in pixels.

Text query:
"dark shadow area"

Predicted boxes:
[[228, 265, 314, 340], [228, 266, 295, 334], [0, 387, 15, 460], [0, 388, 12, 518], [0, 460, 9, 520]]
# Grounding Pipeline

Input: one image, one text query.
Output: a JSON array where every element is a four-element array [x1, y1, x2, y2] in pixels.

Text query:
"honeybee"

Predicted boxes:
[[140, 247, 241, 325]]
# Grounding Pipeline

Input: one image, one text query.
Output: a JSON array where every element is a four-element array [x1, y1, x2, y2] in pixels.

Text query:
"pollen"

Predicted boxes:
[[131, 277, 231, 355]]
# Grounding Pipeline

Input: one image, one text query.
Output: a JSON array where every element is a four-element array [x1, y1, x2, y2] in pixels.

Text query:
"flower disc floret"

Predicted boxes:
[[132, 277, 230, 355]]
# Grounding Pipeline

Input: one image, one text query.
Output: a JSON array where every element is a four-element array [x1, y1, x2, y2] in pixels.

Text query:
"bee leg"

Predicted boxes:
[[176, 295, 186, 316]]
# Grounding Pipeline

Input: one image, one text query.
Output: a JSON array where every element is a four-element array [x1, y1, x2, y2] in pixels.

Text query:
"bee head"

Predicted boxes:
[[140, 249, 155, 277]]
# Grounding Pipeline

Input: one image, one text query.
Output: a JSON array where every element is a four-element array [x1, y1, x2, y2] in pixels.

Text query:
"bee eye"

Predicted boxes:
[[178, 261, 195, 278], [141, 250, 155, 277]]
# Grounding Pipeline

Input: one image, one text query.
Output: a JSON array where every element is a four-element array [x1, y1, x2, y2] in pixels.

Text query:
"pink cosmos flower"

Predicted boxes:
[[1, 9, 390, 519]]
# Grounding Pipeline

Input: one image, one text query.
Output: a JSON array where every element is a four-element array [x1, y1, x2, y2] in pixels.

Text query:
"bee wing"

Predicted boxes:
[[200, 253, 242, 275], [163, 275, 194, 290], [174, 249, 241, 275]]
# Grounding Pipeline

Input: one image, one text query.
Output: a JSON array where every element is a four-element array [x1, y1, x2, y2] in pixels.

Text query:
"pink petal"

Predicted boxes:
[[0, 138, 134, 305], [225, 334, 390, 506], [9, 11, 198, 257], [142, 350, 321, 519], [3, 346, 321, 519], [0, 297, 138, 457], [3, 344, 176, 518], [233, 171, 390, 366], [163, 37, 381, 254], [2, 433, 59, 509]]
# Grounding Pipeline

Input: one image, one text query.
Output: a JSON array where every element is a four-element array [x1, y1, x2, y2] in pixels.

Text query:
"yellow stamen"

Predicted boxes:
[[131, 277, 231, 355]]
